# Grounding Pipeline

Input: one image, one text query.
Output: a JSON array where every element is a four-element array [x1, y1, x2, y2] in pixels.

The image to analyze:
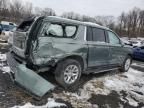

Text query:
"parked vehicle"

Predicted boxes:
[[133, 46, 144, 61], [8, 27, 17, 45], [0, 21, 17, 42], [120, 38, 133, 46], [7, 16, 133, 97], [129, 40, 144, 48]]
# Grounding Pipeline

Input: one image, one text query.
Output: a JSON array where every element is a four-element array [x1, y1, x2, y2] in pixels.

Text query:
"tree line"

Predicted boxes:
[[0, 0, 144, 37]]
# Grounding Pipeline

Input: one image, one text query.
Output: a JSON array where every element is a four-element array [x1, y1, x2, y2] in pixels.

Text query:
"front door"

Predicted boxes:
[[87, 27, 110, 68], [106, 30, 125, 66]]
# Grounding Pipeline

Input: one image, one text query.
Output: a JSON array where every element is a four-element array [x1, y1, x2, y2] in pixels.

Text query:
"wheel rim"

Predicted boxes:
[[64, 65, 79, 84], [125, 58, 131, 71]]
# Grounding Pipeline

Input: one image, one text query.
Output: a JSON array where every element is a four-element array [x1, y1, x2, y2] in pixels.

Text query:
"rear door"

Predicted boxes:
[[87, 27, 110, 68], [106, 30, 125, 66]]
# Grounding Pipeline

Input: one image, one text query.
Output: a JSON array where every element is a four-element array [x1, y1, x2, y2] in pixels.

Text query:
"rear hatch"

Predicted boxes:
[[12, 18, 35, 58]]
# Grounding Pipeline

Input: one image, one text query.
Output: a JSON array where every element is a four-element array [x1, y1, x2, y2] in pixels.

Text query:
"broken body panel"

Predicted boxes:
[[7, 52, 55, 97]]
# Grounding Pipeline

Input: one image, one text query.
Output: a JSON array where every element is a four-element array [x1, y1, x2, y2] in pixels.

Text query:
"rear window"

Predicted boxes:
[[41, 23, 77, 38], [17, 20, 34, 32]]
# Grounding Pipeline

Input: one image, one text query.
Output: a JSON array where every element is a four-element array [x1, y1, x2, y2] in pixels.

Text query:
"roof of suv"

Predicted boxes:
[[44, 16, 110, 30]]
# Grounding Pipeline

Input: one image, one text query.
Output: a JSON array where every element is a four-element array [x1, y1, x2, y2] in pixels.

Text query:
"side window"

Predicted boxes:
[[92, 28, 106, 42], [107, 31, 120, 45], [41, 22, 77, 38], [86, 26, 93, 41], [46, 24, 63, 37], [65, 26, 77, 37]]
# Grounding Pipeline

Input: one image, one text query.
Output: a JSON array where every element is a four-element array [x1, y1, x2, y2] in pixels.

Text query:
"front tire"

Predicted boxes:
[[120, 56, 132, 72], [55, 59, 82, 89]]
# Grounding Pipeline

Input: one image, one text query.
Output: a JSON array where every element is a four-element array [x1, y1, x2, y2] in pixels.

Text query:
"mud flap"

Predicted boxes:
[[15, 65, 55, 97]]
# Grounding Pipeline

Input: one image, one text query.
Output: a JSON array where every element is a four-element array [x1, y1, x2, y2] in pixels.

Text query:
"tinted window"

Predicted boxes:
[[107, 31, 120, 45], [92, 28, 106, 42], [86, 27, 93, 41], [140, 46, 144, 50], [17, 20, 34, 32]]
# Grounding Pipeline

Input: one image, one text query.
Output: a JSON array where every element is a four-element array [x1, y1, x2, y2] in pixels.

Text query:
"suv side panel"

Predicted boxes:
[[31, 25, 88, 71]]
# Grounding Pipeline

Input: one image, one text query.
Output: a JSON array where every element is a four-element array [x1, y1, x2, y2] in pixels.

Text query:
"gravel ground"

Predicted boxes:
[[0, 46, 144, 108]]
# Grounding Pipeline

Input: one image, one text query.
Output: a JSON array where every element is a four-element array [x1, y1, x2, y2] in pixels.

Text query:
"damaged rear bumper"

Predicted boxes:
[[6, 52, 55, 98]]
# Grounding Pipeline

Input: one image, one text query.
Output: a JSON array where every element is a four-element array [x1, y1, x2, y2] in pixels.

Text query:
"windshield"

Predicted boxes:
[[1, 24, 16, 31], [9, 25, 16, 30], [2, 24, 10, 31], [17, 20, 34, 32]]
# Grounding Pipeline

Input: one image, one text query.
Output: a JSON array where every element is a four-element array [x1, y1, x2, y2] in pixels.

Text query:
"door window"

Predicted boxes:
[[86, 27, 106, 42], [86, 27, 93, 41], [107, 31, 120, 45], [92, 28, 106, 42]]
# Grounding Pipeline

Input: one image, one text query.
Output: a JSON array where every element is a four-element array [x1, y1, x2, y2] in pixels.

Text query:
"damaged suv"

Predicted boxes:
[[7, 16, 133, 97]]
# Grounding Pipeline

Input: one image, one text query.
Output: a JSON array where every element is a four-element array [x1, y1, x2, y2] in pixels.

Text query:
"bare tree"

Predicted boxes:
[[34, 7, 56, 16], [62, 12, 82, 21], [95, 16, 115, 28], [23, 2, 33, 18], [9, 0, 24, 22]]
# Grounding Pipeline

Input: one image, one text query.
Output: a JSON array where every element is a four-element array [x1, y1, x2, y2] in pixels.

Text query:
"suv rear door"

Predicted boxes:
[[87, 26, 110, 68]]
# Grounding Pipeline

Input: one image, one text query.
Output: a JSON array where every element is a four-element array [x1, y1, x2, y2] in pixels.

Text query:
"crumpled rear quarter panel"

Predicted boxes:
[[32, 25, 88, 68]]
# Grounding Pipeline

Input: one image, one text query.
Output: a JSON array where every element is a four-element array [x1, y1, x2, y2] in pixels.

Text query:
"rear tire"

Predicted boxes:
[[120, 56, 132, 72], [55, 59, 82, 89]]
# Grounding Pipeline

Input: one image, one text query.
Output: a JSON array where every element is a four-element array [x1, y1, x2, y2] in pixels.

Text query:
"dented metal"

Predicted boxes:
[[15, 65, 55, 97], [7, 52, 55, 97]]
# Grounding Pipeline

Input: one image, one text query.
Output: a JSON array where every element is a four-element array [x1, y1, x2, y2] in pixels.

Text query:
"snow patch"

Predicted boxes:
[[53, 67, 144, 107], [0, 54, 6, 61], [1, 66, 10, 74], [132, 63, 144, 68], [0, 53, 10, 74], [126, 95, 138, 107], [11, 98, 66, 108]]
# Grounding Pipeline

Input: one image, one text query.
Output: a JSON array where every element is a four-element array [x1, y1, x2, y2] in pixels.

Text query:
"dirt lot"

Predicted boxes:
[[0, 45, 144, 108]]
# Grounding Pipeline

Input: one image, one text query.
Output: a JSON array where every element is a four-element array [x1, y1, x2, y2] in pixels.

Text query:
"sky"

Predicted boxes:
[[23, 0, 144, 17]]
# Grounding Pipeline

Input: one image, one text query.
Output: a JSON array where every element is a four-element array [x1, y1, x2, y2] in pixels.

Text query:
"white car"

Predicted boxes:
[[0, 21, 17, 43], [129, 40, 144, 47]]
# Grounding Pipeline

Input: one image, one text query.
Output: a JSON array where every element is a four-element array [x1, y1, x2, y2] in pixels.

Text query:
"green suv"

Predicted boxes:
[[7, 16, 132, 92]]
